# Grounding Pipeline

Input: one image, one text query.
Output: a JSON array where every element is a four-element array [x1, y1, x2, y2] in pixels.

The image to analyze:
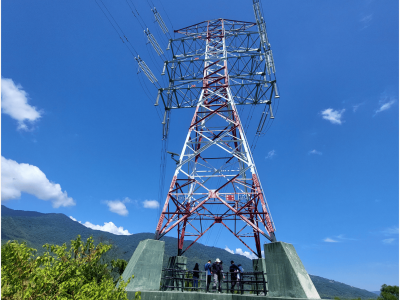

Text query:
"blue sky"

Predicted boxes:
[[1, 0, 398, 291]]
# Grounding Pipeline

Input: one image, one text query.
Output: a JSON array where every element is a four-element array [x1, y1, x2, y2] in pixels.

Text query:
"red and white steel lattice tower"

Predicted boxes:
[[154, 5, 279, 258]]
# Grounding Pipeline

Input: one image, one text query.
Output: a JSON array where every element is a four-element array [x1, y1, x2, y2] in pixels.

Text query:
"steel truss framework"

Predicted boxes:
[[155, 18, 278, 258]]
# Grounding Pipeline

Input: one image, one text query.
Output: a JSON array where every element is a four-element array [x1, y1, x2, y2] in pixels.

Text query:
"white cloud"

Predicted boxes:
[[69, 216, 79, 222], [104, 199, 129, 216], [309, 149, 322, 155], [69, 216, 131, 235], [225, 246, 234, 254], [321, 108, 345, 125], [352, 103, 364, 112], [83, 221, 131, 235], [143, 200, 159, 209], [1, 78, 42, 130], [336, 234, 357, 241], [382, 226, 399, 236], [235, 248, 258, 260], [382, 238, 395, 244], [323, 238, 339, 243], [265, 150, 276, 159], [1, 156, 75, 208], [375, 99, 396, 115]]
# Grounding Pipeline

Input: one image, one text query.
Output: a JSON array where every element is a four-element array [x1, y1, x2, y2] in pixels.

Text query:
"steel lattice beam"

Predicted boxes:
[[154, 19, 277, 258]]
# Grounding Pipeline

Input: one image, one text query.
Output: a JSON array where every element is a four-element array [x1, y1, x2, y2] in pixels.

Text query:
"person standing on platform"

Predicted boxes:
[[204, 260, 212, 292], [229, 260, 239, 293], [193, 263, 200, 291], [211, 258, 221, 292], [218, 260, 225, 292], [237, 264, 244, 293]]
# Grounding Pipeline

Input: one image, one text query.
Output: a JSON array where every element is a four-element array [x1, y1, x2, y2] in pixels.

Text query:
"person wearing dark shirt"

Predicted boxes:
[[229, 260, 239, 293], [193, 263, 200, 291], [211, 258, 222, 292], [204, 260, 212, 292]]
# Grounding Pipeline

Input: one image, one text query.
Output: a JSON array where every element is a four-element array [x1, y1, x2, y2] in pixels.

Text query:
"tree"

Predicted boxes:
[[378, 284, 399, 300], [1, 235, 138, 300]]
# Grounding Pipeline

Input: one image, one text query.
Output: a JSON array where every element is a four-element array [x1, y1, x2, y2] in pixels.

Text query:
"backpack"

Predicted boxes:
[[229, 264, 238, 273], [211, 262, 221, 273]]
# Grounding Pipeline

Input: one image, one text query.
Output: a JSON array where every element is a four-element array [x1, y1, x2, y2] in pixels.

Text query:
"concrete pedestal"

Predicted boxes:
[[164, 256, 188, 291], [264, 242, 320, 299], [252, 258, 268, 295], [119, 239, 165, 292]]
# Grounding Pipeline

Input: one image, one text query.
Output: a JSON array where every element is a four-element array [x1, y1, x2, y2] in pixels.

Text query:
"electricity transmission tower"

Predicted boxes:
[[153, 1, 279, 258]]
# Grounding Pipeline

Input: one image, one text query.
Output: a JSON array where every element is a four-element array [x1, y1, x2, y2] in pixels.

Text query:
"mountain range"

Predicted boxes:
[[1, 205, 378, 299]]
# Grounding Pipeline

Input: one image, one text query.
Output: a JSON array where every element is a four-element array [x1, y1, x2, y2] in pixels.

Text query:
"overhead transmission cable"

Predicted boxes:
[[127, 0, 171, 220], [126, 0, 167, 62], [95, 0, 173, 221], [95, 0, 138, 57], [95, 0, 162, 88], [249, 0, 280, 152]]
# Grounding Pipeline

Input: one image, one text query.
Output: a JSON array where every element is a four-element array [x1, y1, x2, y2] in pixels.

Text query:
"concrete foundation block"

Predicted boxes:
[[264, 242, 320, 299], [252, 258, 268, 295], [119, 239, 165, 292], [164, 256, 188, 291]]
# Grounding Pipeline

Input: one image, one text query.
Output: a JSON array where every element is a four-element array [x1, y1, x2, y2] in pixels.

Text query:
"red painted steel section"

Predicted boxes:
[[155, 19, 275, 257]]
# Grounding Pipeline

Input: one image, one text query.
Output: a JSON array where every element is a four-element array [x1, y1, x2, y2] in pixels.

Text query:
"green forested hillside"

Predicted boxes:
[[1, 205, 378, 299]]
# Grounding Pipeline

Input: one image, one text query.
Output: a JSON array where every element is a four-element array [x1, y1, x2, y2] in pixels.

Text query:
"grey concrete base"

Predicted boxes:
[[119, 239, 165, 292], [164, 256, 188, 291], [127, 290, 323, 300], [264, 242, 320, 299], [167, 255, 187, 270], [252, 258, 268, 295]]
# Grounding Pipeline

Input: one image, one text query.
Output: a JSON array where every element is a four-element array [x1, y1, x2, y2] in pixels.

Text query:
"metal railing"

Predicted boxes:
[[160, 269, 268, 295]]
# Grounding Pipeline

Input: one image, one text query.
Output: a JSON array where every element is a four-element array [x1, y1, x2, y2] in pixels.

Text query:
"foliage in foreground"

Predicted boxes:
[[378, 285, 399, 300], [333, 284, 398, 300], [1, 235, 137, 300]]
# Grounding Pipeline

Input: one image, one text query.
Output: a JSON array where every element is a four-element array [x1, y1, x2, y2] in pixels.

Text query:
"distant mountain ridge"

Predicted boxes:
[[1, 205, 377, 299]]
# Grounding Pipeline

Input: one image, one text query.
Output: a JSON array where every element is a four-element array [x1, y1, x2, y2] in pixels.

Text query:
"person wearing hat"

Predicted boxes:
[[211, 258, 222, 292]]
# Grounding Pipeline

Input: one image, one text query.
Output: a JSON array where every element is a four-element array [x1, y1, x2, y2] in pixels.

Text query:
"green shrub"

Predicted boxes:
[[1, 235, 138, 300], [378, 285, 399, 300]]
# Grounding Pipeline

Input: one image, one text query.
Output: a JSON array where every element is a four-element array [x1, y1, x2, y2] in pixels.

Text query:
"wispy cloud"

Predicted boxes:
[[69, 216, 131, 235], [382, 226, 399, 236], [265, 150, 276, 159], [225, 246, 234, 254], [359, 14, 373, 29], [308, 149, 322, 155], [321, 108, 345, 125], [235, 248, 258, 259], [143, 200, 160, 209], [1, 156, 75, 208], [352, 103, 364, 112], [323, 238, 339, 243], [382, 238, 395, 244], [1, 78, 42, 131], [103, 199, 130, 216], [374, 98, 396, 115], [336, 234, 357, 241]]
